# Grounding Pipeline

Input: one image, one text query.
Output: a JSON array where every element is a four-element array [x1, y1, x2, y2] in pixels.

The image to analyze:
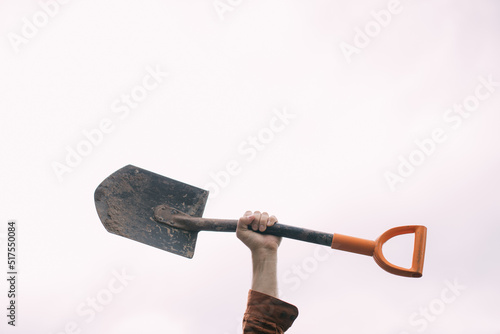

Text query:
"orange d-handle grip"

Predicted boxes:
[[331, 225, 427, 278]]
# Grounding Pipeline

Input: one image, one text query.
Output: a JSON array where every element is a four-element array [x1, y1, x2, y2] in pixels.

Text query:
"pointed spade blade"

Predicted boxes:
[[94, 165, 209, 258]]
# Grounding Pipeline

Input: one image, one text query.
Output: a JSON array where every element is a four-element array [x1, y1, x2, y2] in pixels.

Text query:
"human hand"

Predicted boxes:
[[236, 210, 281, 253]]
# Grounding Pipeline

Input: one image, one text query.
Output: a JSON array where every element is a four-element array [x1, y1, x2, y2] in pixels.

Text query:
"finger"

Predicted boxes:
[[244, 210, 255, 223], [268, 215, 278, 226], [238, 211, 255, 228], [259, 212, 269, 232], [251, 211, 261, 231]]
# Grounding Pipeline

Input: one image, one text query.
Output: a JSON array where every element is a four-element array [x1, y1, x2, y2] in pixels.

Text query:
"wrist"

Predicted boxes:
[[251, 249, 278, 297], [251, 248, 278, 262]]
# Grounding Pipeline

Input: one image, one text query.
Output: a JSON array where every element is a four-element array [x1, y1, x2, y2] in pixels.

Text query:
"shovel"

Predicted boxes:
[[94, 165, 427, 278]]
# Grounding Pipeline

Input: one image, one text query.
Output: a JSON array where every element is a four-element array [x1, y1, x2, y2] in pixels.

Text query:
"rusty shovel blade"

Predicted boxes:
[[94, 165, 209, 258]]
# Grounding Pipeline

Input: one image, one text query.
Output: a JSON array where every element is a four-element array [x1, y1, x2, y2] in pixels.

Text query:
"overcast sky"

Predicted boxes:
[[1, 0, 499, 333]]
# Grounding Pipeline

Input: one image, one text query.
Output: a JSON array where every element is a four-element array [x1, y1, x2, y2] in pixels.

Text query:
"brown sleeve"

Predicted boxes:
[[242, 290, 299, 333]]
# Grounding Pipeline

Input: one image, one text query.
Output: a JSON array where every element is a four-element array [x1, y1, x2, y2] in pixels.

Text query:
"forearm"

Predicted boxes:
[[251, 249, 278, 298]]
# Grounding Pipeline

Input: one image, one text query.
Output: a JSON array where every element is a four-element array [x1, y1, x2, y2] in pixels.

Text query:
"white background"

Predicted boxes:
[[1, 0, 499, 333]]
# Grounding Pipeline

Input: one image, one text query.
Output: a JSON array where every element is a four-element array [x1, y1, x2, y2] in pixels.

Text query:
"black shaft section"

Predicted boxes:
[[186, 218, 334, 247], [264, 223, 334, 247]]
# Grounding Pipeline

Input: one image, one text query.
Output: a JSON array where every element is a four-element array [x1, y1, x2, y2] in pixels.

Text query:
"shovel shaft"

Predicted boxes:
[[157, 205, 427, 278], [176, 217, 334, 247]]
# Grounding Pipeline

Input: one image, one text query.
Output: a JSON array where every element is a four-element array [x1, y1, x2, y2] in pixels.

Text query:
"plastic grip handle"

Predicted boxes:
[[374, 225, 427, 278], [331, 234, 375, 256], [331, 225, 427, 278]]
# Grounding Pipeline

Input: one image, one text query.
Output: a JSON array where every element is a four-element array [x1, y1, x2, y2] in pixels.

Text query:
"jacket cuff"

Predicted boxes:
[[244, 290, 299, 332]]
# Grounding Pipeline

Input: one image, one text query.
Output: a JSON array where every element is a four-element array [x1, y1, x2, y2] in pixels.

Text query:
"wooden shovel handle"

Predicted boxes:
[[182, 217, 334, 247], [250, 222, 334, 246]]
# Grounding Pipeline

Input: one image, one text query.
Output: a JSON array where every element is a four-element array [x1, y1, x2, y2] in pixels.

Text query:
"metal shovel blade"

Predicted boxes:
[[94, 165, 209, 258]]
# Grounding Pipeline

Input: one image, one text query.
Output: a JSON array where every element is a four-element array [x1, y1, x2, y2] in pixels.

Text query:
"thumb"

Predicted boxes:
[[239, 215, 254, 227], [237, 211, 255, 231]]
